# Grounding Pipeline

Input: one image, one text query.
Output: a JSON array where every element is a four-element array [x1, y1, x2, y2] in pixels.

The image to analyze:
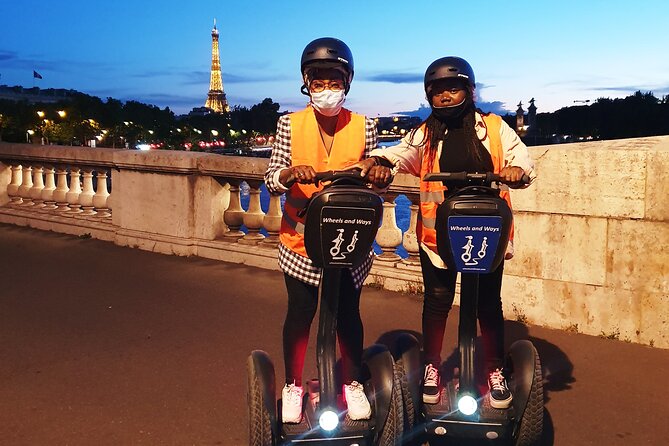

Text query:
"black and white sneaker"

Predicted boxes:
[[423, 364, 440, 404], [488, 368, 513, 409]]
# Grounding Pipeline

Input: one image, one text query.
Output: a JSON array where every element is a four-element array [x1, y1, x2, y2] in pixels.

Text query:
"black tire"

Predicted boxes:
[[376, 361, 404, 446], [396, 358, 416, 429], [514, 346, 544, 446], [247, 355, 274, 446]]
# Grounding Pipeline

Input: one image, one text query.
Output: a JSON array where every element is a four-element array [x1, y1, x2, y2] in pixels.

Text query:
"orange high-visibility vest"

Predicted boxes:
[[280, 106, 366, 256], [418, 113, 514, 255]]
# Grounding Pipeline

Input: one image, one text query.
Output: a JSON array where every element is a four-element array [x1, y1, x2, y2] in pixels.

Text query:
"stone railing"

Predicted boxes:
[[1, 137, 667, 348]]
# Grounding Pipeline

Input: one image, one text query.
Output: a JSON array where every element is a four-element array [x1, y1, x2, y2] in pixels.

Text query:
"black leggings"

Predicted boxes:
[[420, 247, 506, 372], [283, 273, 363, 387]]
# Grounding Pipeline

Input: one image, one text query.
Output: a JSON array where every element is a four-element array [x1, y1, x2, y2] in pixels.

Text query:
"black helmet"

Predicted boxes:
[[424, 56, 475, 95], [301, 37, 354, 88]]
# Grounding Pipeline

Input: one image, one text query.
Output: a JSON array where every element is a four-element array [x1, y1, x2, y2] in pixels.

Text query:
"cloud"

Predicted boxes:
[[363, 72, 423, 84], [178, 70, 291, 86], [393, 99, 512, 119], [0, 50, 18, 61], [477, 101, 512, 115], [131, 70, 178, 79], [0, 49, 110, 75], [590, 84, 669, 94]]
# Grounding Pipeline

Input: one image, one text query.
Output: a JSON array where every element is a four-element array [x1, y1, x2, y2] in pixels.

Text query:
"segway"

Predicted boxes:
[[248, 169, 406, 446], [397, 172, 544, 445]]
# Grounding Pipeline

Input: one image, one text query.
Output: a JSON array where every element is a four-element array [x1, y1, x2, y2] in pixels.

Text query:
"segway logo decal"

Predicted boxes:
[[320, 206, 376, 267], [447, 216, 503, 273], [329, 228, 359, 260]]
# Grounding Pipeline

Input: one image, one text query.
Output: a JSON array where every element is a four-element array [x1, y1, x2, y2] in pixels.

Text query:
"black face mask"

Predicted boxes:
[[431, 97, 473, 123]]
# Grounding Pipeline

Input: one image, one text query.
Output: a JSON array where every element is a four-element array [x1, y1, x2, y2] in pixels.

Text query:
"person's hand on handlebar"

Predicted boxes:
[[498, 166, 525, 187], [348, 157, 393, 189], [279, 165, 317, 187]]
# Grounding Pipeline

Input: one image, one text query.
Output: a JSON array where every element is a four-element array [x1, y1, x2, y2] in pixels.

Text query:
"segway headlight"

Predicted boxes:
[[319, 409, 339, 431], [457, 394, 478, 415]]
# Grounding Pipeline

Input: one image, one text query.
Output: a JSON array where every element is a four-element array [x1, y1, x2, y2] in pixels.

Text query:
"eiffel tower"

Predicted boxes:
[[205, 19, 229, 113]]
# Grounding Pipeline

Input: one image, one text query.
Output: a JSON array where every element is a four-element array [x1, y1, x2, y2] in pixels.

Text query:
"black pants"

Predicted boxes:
[[283, 272, 363, 387], [420, 247, 506, 372]]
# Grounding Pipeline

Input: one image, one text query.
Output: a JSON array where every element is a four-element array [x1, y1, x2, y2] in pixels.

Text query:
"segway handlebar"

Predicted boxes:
[[423, 171, 530, 186], [312, 168, 367, 186]]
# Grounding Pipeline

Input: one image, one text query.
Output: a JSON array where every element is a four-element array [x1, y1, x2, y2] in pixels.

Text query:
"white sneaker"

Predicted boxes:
[[343, 381, 371, 420], [423, 363, 440, 404], [281, 383, 304, 423]]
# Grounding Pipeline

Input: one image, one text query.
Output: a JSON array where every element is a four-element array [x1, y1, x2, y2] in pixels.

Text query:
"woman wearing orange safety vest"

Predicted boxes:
[[355, 56, 536, 411], [264, 37, 391, 424]]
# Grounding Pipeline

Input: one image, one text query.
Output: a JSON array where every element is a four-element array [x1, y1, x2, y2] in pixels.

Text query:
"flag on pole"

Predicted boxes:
[[33, 70, 43, 79]]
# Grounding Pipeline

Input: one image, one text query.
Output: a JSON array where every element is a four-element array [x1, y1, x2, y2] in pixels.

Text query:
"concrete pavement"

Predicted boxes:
[[1, 223, 668, 445]]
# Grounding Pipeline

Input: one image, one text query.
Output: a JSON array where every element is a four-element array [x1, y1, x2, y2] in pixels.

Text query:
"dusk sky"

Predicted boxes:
[[2, 0, 668, 117]]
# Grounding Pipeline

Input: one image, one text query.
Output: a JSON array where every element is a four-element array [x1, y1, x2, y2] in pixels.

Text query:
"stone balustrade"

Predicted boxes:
[[1, 137, 667, 348]]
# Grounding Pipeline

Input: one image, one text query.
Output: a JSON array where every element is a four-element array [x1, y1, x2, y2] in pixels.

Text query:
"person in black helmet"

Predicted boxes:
[[354, 56, 536, 410], [264, 37, 391, 424]]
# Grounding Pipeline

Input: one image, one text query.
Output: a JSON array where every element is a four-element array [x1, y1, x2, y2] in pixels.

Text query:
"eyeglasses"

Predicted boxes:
[[309, 80, 344, 93]]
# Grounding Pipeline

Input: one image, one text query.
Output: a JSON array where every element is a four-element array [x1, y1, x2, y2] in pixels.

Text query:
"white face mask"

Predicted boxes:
[[310, 90, 346, 116]]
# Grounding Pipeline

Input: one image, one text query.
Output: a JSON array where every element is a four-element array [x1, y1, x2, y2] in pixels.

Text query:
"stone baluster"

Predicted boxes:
[[53, 168, 70, 212], [262, 193, 283, 246], [374, 193, 403, 263], [65, 168, 82, 214], [240, 180, 266, 244], [29, 166, 45, 208], [92, 169, 111, 218], [401, 194, 421, 266], [7, 164, 23, 205], [17, 165, 34, 206], [79, 169, 96, 216], [41, 167, 57, 210], [223, 179, 245, 239]]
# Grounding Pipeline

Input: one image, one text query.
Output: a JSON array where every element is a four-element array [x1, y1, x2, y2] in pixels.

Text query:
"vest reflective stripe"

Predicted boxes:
[[282, 212, 306, 234], [280, 107, 366, 256], [418, 114, 514, 255], [422, 216, 436, 229], [420, 190, 445, 203]]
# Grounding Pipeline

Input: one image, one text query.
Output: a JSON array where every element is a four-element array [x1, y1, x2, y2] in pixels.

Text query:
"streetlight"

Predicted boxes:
[[57, 110, 67, 118], [36, 111, 45, 118]]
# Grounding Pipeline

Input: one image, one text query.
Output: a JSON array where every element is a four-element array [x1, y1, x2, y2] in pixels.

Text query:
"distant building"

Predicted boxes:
[[515, 98, 537, 137], [0, 85, 77, 104], [204, 19, 229, 113], [187, 106, 215, 117]]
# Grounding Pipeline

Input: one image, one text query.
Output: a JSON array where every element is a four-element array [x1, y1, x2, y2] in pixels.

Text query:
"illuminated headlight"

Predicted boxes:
[[319, 409, 339, 431], [457, 394, 478, 415]]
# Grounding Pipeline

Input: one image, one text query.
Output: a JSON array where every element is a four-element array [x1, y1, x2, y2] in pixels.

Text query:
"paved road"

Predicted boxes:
[[1, 224, 668, 445]]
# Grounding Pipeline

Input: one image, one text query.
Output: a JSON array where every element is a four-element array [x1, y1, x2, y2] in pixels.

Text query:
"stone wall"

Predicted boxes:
[[1, 137, 667, 348]]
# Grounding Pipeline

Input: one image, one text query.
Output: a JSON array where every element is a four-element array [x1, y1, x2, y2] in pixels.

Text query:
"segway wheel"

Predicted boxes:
[[510, 341, 544, 446], [247, 352, 275, 446], [396, 359, 415, 428], [376, 362, 404, 446], [393, 333, 421, 433]]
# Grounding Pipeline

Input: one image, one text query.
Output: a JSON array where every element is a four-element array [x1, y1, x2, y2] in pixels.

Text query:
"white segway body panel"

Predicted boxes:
[[303, 175, 382, 269]]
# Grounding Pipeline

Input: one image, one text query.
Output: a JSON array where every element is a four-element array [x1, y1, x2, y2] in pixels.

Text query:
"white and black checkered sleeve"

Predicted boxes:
[[363, 117, 378, 159], [264, 115, 292, 195]]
